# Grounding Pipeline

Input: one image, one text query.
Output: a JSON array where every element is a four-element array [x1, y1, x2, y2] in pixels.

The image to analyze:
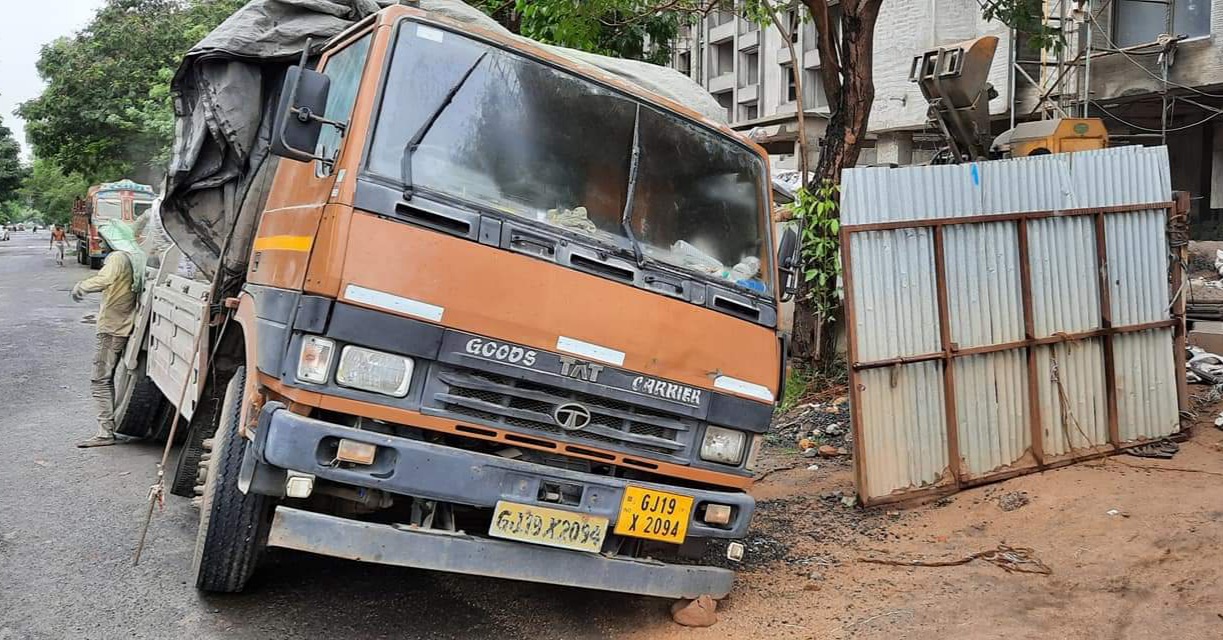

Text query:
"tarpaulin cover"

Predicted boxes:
[[161, 0, 725, 281], [98, 219, 148, 294]]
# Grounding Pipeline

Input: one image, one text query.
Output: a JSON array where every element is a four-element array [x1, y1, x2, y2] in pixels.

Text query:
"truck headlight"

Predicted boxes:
[[336, 345, 414, 397], [700, 426, 747, 465], [297, 336, 335, 384], [745, 435, 764, 472]]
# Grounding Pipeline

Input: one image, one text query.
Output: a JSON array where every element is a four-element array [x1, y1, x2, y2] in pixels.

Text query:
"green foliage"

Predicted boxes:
[[18, 0, 245, 182], [780, 364, 816, 413], [0, 117, 24, 204], [19, 158, 89, 228], [980, 0, 1065, 52], [471, 0, 680, 64], [0, 202, 21, 226], [738, 0, 805, 31], [792, 181, 842, 322]]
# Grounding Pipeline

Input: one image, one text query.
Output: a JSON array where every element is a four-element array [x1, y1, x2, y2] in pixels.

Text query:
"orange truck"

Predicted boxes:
[[70, 179, 156, 269], [118, 2, 798, 599]]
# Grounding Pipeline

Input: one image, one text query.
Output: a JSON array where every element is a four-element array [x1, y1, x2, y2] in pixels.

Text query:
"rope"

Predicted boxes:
[[1050, 352, 1096, 452], [1168, 212, 1190, 249], [859, 544, 1052, 575], [132, 318, 210, 565]]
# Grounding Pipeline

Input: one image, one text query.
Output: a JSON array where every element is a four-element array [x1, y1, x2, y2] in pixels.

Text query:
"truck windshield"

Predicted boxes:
[[96, 199, 122, 221], [367, 22, 772, 294]]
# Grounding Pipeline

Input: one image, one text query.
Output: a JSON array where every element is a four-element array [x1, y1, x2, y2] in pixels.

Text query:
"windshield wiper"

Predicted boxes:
[[400, 51, 488, 200], [620, 104, 646, 268]]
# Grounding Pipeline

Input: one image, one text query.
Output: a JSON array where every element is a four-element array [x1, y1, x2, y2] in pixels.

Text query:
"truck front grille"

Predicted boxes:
[[424, 366, 695, 459]]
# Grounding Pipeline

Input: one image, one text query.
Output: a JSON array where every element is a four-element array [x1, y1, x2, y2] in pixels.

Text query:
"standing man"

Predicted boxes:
[[50, 224, 67, 266], [71, 221, 139, 448]]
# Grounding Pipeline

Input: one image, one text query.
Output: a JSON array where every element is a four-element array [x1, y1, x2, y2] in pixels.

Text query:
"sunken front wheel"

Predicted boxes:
[[191, 366, 272, 592]]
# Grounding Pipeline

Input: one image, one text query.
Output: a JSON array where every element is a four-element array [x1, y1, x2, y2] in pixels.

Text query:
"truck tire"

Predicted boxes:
[[90, 256, 103, 270], [170, 391, 223, 498], [114, 353, 168, 439], [149, 402, 185, 444], [77, 246, 86, 265], [192, 366, 272, 593]]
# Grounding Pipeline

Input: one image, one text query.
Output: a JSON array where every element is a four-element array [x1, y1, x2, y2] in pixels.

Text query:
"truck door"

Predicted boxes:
[[249, 29, 375, 292]]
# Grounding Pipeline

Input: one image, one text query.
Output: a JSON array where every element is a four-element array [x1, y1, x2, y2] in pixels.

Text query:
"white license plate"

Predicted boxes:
[[489, 501, 609, 553]]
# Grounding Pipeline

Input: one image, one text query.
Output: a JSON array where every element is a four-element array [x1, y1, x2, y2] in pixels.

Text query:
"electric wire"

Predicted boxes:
[[1090, 99, 1223, 133]]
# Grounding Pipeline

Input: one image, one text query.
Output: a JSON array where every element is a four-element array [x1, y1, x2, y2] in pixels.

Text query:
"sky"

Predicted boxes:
[[0, 0, 104, 160]]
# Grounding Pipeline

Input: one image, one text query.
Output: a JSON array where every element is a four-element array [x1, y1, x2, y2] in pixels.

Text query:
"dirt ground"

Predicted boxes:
[[1188, 240, 1223, 303], [621, 405, 1223, 640]]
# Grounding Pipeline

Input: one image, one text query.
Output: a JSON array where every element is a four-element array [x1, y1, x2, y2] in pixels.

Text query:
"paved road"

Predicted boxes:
[[0, 232, 669, 639]]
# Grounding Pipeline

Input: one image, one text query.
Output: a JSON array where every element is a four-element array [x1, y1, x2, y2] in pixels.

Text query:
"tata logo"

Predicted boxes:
[[559, 356, 604, 383], [465, 338, 537, 366], [553, 403, 592, 431]]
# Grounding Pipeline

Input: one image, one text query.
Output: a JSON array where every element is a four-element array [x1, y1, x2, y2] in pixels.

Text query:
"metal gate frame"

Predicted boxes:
[[842, 195, 1189, 506]]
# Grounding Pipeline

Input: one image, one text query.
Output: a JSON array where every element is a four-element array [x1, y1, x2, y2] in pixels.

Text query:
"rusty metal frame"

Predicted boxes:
[[1170, 192, 1191, 418], [842, 200, 1183, 506]]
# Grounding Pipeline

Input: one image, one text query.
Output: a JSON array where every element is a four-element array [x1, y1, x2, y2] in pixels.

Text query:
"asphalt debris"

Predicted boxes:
[[997, 491, 1031, 512], [770, 399, 854, 455]]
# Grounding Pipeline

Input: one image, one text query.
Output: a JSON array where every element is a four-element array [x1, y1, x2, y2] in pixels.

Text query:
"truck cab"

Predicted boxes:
[[167, 4, 793, 599], [72, 179, 156, 268]]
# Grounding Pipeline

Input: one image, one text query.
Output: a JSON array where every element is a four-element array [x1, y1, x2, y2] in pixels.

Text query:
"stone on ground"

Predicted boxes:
[[670, 594, 718, 627]]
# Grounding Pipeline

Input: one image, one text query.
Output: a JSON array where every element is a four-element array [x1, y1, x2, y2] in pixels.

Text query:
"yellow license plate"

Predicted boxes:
[[489, 501, 608, 553], [613, 486, 694, 544]]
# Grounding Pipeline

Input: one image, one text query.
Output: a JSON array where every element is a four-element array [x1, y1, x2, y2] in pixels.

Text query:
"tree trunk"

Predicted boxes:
[[790, 0, 883, 363], [814, 0, 882, 186]]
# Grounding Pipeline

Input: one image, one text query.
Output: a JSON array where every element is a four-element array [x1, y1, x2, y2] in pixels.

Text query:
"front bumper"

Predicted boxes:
[[248, 404, 755, 598], [267, 506, 735, 599], [251, 404, 755, 538]]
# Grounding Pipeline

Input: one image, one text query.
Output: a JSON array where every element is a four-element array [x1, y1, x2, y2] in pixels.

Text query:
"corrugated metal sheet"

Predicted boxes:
[[843, 146, 1180, 504], [843, 163, 978, 225], [850, 229, 940, 362], [857, 363, 948, 499], [1029, 216, 1101, 336], [1107, 211, 1168, 326], [944, 222, 1023, 349], [1114, 329, 1179, 442], [1035, 340, 1108, 456], [954, 350, 1030, 476]]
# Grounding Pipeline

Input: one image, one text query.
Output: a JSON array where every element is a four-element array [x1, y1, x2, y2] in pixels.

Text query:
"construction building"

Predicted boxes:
[[670, 0, 1223, 232]]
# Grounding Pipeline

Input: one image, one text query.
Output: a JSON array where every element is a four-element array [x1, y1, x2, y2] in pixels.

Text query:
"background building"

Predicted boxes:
[[669, 1, 1010, 170], [670, 1, 1223, 232]]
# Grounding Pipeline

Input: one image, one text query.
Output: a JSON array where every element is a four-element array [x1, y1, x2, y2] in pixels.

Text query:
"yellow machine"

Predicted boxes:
[[990, 117, 1109, 157]]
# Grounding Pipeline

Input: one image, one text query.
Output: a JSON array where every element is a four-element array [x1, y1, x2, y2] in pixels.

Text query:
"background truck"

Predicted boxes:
[[114, 0, 798, 599], [70, 179, 157, 269]]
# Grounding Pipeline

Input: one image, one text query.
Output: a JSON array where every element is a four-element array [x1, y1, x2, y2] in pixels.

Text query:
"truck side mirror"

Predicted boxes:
[[777, 226, 799, 302], [271, 65, 332, 163]]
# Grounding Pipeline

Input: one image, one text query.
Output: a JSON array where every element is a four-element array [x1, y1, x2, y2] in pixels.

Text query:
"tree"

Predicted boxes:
[[471, 0, 681, 64], [980, 0, 1064, 52], [0, 116, 24, 204], [18, 0, 245, 183], [797, 0, 881, 186], [19, 158, 89, 228]]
